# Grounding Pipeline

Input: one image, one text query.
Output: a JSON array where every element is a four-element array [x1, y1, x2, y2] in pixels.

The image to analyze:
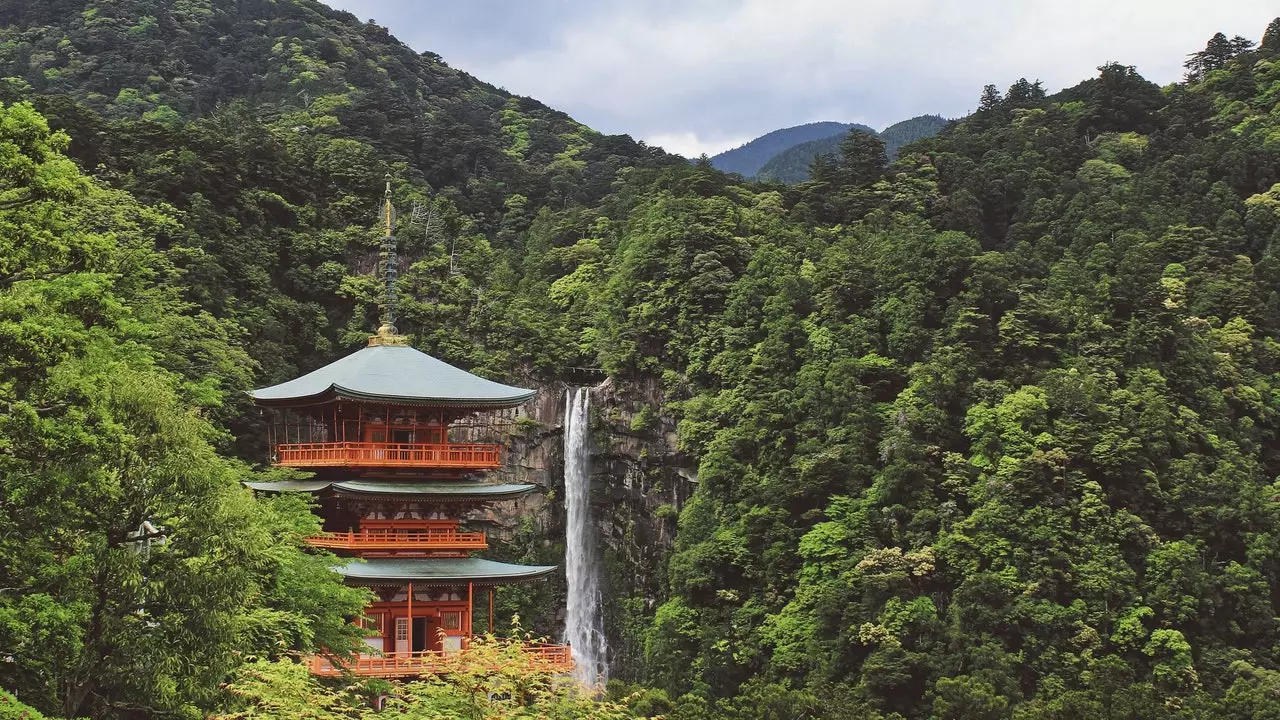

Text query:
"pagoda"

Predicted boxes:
[[245, 180, 567, 678]]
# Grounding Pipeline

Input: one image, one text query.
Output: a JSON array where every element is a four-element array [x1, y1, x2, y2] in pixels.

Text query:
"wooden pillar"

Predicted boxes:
[[406, 582, 413, 657], [488, 587, 494, 634], [466, 582, 474, 635]]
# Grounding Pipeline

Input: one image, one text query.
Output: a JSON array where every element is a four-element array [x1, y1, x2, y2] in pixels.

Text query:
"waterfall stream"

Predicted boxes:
[[563, 387, 608, 688]]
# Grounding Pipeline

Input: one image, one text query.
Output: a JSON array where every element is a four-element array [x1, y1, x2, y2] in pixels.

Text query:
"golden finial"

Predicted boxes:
[[369, 174, 407, 346], [383, 173, 394, 237]]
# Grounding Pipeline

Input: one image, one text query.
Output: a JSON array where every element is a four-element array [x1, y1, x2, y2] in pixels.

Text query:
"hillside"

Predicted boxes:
[[4, 1, 1280, 718], [758, 114, 948, 184], [0, 0, 679, 393], [707, 121, 867, 176], [878, 113, 948, 153]]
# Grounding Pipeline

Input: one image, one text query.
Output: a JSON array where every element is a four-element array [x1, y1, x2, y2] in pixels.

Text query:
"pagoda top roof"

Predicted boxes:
[[244, 480, 536, 502], [336, 557, 556, 586], [249, 344, 535, 409]]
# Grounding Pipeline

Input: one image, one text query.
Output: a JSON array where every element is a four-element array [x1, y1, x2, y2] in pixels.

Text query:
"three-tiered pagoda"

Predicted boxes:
[[245, 181, 567, 677]]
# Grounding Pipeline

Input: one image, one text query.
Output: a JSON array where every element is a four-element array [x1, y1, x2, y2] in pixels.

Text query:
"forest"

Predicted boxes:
[[2, 0, 1280, 717]]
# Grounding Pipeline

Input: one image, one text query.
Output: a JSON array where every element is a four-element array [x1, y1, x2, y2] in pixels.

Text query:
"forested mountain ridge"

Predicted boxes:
[[708, 121, 869, 176], [4, 0, 1280, 717], [636, 25, 1280, 718], [0, 0, 679, 406], [757, 114, 948, 184]]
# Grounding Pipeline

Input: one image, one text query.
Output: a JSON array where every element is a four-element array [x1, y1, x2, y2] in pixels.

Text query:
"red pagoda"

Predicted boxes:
[[246, 181, 567, 677]]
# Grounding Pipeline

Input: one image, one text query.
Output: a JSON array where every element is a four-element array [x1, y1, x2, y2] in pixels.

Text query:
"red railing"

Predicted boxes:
[[308, 645, 573, 677], [306, 528, 488, 552], [274, 442, 502, 469]]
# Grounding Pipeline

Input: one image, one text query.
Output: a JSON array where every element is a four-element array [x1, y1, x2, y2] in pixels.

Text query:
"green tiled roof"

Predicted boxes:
[[243, 480, 536, 501], [243, 480, 333, 492], [249, 345, 535, 408], [336, 557, 556, 585], [332, 481, 535, 499]]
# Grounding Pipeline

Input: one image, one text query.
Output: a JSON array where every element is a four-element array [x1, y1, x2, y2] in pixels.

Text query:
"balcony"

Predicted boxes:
[[307, 644, 573, 678], [306, 528, 488, 553], [274, 442, 503, 470]]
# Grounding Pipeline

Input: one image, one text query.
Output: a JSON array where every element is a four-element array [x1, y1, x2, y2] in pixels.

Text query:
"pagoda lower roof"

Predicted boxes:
[[243, 480, 536, 501], [336, 558, 556, 586]]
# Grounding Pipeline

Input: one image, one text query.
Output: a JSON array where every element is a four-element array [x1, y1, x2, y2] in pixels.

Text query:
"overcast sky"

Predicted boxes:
[[325, 1, 1278, 157]]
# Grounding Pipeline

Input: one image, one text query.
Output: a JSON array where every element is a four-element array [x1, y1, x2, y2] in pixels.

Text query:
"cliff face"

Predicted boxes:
[[489, 378, 696, 679]]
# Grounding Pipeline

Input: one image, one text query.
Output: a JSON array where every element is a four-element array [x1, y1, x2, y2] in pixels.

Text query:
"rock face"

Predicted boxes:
[[488, 377, 697, 679]]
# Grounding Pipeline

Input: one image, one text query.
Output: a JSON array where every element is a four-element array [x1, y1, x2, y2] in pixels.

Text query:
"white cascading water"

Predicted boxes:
[[563, 387, 608, 688]]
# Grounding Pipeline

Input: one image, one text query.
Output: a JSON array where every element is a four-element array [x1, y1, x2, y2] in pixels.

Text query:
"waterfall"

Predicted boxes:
[[563, 387, 608, 688]]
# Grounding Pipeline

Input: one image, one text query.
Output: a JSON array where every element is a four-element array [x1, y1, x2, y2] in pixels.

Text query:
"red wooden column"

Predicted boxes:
[[406, 582, 413, 657], [466, 582, 474, 635], [488, 588, 494, 633]]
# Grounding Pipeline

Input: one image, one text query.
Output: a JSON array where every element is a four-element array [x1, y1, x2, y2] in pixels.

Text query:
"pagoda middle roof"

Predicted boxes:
[[337, 557, 557, 586], [249, 344, 535, 408], [243, 480, 537, 501]]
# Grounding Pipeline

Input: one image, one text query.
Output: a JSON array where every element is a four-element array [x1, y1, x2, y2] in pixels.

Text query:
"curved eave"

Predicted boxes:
[[243, 480, 538, 502], [248, 384, 536, 410], [243, 480, 333, 493], [331, 482, 537, 501], [336, 559, 557, 586]]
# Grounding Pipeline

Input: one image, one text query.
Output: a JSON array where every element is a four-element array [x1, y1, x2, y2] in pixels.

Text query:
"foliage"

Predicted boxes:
[[0, 690, 55, 720], [635, 19, 1280, 720], [215, 632, 638, 720], [0, 100, 367, 719]]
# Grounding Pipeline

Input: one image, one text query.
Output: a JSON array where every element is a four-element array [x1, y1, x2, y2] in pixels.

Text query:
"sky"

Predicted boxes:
[[325, 1, 1278, 158]]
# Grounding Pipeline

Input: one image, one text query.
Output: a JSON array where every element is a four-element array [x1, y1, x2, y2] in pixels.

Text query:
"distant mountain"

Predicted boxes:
[[708, 121, 870, 176], [880, 114, 949, 157], [755, 134, 845, 184], [757, 114, 949, 184]]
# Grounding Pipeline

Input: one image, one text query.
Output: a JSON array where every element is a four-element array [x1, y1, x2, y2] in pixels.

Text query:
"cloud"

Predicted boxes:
[[328, 0, 1279, 156], [645, 131, 756, 158]]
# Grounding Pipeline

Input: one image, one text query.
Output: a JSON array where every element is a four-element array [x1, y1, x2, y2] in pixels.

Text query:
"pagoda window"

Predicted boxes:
[[361, 612, 387, 654], [441, 611, 461, 631]]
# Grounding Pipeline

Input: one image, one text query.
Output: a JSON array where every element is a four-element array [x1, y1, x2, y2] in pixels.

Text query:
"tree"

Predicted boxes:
[[931, 676, 1010, 720], [1185, 31, 1249, 80], [216, 632, 637, 720], [1005, 77, 1046, 107], [837, 130, 888, 188], [1261, 17, 1280, 55], [978, 84, 1003, 112], [0, 102, 368, 719]]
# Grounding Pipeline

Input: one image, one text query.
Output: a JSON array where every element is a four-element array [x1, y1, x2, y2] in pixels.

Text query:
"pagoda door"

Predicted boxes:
[[394, 617, 409, 655], [369, 429, 387, 460], [393, 429, 414, 461], [425, 616, 442, 652], [412, 617, 429, 653]]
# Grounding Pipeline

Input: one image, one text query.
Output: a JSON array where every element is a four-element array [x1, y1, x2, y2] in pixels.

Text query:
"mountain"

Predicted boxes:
[[757, 114, 948, 184], [708, 121, 869, 176], [0, 0, 681, 390], [5, 1, 1280, 718], [878, 113, 949, 154], [755, 133, 846, 183]]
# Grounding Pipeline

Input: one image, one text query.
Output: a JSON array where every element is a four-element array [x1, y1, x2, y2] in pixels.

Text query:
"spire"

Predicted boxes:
[[370, 174, 407, 346]]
